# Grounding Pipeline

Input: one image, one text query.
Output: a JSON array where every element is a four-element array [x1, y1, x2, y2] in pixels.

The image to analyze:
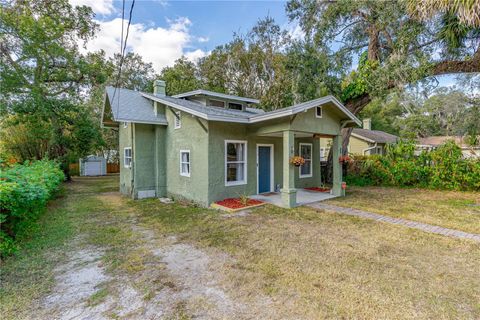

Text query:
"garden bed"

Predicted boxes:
[[304, 187, 331, 193], [211, 198, 265, 212]]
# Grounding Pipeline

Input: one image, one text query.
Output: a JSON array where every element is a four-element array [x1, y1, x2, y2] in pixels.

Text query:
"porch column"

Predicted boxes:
[[332, 134, 343, 196], [281, 130, 297, 208]]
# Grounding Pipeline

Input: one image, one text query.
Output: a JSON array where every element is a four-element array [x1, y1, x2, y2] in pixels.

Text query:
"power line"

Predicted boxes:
[[113, 0, 135, 120]]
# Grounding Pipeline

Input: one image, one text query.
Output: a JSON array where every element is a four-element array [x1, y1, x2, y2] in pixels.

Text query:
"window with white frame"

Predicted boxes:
[[299, 143, 312, 177], [316, 106, 323, 118], [124, 147, 132, 168], [180, 150, 190, 177], [123, 122, 128, 128], [225, 141, 247, 185], [174, 111, 181, 129]]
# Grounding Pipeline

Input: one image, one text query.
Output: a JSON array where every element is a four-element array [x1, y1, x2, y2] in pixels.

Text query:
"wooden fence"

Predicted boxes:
[[107, 163, 119, 173], [68, 162, 119, 175]]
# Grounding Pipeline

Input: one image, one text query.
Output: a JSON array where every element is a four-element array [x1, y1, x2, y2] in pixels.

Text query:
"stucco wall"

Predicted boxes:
[[294, 137, 322, 188], [290, 104, 341, 135], [133, 124, 156, 196], [164, 107, 210, 206], [207, 122, 285, 204], [119, 122, 133, 195]]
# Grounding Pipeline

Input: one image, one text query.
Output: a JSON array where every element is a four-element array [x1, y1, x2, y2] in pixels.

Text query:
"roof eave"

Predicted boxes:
[[351, 132, 377, 143], [172, 89, 260, 104]]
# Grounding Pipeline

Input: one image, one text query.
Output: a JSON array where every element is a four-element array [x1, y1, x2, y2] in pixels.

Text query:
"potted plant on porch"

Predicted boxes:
[[289, 156, 305, 167]]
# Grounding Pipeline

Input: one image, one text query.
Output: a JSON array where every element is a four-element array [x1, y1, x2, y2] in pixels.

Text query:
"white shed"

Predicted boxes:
[[79, 155, 107, 176]]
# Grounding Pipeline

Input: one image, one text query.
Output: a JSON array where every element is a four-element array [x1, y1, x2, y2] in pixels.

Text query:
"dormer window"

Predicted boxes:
[[316, 106, 323, 118], [228, 102, 243, 110], [210, 99, 225, 108]]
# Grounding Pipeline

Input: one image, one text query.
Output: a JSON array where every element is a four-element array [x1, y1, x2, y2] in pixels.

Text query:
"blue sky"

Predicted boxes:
[[70, 0, 467, 90]]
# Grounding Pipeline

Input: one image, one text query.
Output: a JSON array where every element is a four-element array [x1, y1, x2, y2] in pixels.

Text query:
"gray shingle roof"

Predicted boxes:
[[142, 93, 260, 120], [172, 89, 260, 104], [352, 128, 398, 144], [105, 86, 167, 125], [105, 86, 361, 126]]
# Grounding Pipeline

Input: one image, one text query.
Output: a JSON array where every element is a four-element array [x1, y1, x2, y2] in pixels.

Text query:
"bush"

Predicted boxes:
[[0, 160, 64, 257], [346, 140, 480, 191]]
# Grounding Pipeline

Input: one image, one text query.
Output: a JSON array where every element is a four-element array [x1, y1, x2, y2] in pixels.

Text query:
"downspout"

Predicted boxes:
[[363, 142, 377, 155], [130, 123, 135, 198]]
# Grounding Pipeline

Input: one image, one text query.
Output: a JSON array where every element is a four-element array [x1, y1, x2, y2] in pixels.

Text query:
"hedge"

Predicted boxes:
[[0, 160, 64, 257], [345, 140, 480, 191]]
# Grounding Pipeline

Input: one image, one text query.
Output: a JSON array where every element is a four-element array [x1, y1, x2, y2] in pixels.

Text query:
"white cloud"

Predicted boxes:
[[83, 17, 208, 72], [69, 0, 115, 15], [185, 49, 208, 62], [197, 36, 209, 43]]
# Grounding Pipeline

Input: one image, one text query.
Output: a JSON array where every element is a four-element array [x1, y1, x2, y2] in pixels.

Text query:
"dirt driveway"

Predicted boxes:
[[33, 177, 275, 320]]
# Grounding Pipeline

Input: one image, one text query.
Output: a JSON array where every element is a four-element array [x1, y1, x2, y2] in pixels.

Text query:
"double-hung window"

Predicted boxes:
[[124, 147, 132, 168], [316, 106, 323, 118], [225, 140, 247, 186], [299, 143, 312, 178], [180, 150, 190, 177]]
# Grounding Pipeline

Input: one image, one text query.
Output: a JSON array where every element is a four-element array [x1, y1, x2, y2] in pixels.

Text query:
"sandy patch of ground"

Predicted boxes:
[[36, 194, 273, 319]]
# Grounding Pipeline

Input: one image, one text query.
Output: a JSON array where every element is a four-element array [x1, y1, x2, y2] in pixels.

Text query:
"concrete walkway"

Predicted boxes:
[[308, 202, 480, 242], [251, 189, 336, 208]]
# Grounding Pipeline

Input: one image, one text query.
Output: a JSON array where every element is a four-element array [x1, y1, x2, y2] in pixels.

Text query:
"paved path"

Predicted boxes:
[[308, 203, 480, 242]]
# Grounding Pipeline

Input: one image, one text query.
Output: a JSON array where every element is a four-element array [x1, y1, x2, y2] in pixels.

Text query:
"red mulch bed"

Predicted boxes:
[[305, 187, 331, 192], [215, 198, 264, 209]]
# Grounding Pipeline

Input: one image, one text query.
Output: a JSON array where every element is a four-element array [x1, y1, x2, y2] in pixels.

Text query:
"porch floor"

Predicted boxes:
[[251, 189, 337, 208]]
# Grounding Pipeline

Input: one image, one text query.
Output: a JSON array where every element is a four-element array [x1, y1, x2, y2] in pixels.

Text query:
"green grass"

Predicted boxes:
[[2, 176, 479, 319], [133, 198, 480, 319], [0, 187, 106, 319], [325, 186, 480, 234], [87, 287, 110, 306]]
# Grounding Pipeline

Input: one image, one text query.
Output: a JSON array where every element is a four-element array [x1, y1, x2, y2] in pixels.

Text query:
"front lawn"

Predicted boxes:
[[1, 176, 479, 319], [325, 186, 480, 234]]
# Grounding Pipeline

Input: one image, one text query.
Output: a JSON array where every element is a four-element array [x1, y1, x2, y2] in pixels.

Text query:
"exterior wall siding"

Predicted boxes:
[[207, 121, 285, 204], [119, 122, 133, 195], [164, 107, 210, 206], [349, 136, 372, 155], [133, 124, 156, 197]]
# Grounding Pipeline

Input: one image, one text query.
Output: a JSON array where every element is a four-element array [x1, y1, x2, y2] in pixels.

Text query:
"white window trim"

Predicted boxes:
[[123, 147, 132, 168], [299, 143, 313, 178], [174, 111, 181, 129], [315, 106, 323, 118], [179, 150, 191, 177], [256, 144, 274, 194], [225, 140, 248, 186], [123, 122, 128, 128]]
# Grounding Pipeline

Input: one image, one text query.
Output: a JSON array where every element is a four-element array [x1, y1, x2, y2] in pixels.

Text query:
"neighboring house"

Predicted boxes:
[[101, 80, 361, 208], [416, 136, 480, 159], [319, 118, 398, 159]]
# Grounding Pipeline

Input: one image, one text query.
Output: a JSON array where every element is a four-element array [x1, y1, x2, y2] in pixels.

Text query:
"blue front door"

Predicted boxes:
[[258, 146, 271, 193]]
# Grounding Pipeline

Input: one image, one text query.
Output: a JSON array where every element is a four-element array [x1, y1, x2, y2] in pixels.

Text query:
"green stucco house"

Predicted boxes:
[[101, 81, 361, 208]]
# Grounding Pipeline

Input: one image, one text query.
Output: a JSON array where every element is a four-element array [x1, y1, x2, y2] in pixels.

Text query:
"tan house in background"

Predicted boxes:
[[320, 119, 398, 159], [416, 136, 480, 159]]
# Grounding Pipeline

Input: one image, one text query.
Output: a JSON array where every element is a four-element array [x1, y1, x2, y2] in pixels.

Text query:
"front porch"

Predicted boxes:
[[252, 129, 344, 208], [251, 189, 337, 208]]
